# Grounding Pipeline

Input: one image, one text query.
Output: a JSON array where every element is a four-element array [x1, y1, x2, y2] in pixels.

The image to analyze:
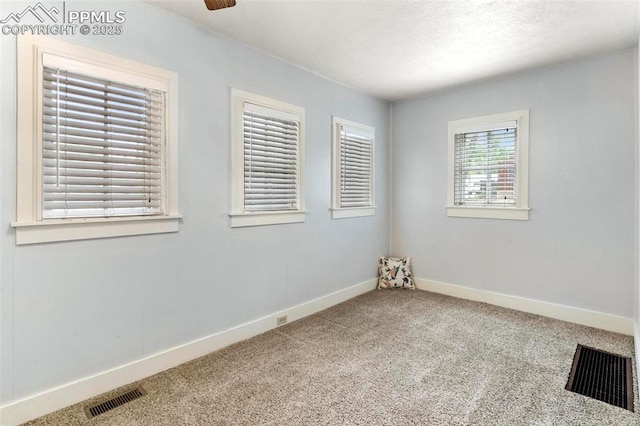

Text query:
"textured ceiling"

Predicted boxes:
[[143, 0, 639, 101]]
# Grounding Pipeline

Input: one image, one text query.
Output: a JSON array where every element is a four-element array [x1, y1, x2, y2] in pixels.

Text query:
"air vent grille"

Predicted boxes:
[[566, 345, 633, 411], [84, 387, 146, 419]]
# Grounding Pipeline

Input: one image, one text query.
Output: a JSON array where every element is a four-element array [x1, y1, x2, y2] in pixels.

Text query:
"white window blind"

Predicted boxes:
[[339, 126, 373, 208], [453, 122, 517, 207], [243, 102, 300, 212], [42, 66, 166, 219]]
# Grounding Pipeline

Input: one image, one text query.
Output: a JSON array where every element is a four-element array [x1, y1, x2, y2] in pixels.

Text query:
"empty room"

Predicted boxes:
[[1, 0, 639, 424]]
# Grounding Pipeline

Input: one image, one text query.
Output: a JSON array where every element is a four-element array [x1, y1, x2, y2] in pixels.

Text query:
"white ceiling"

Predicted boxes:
[[143, 0, 639, 101]]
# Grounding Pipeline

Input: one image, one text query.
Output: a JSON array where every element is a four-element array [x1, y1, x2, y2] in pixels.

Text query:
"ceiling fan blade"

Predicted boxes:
[[204, 0, 236, 10]]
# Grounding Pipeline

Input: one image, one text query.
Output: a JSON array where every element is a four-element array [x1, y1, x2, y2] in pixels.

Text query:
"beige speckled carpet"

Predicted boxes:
[[26, 290, 638, 425]]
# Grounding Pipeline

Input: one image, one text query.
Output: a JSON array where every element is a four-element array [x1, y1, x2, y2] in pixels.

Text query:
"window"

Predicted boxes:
[[331, 117, 375, 219], [13, 35, 180, 244], [230, 90, 305, 227], [447, 110, 529, 220]]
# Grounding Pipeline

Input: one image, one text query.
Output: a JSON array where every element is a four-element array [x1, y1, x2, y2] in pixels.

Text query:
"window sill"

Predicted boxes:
[[11, 215, 181, 245], [229, 211, 306, 228], [446, 206, 529, 221], [330, 207, 376, 219]]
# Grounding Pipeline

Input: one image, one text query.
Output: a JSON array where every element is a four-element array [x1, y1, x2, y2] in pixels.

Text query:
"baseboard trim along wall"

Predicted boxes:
[[635, 322, 640, 394], [0, 279, 377, 426], [416, 278, 634, 336]]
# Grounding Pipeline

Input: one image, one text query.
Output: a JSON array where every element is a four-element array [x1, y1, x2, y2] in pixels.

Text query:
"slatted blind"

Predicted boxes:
[[339, 126, 373, 208], [453, 121, 517, 207], [42, 66, 166, 219], [243, 102, 300, 212]]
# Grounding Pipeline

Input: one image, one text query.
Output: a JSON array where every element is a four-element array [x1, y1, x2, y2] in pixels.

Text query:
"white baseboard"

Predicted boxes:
[[0, 279, 376, 426], [635, 322, 640, 392], [415, 278, 634, 336]]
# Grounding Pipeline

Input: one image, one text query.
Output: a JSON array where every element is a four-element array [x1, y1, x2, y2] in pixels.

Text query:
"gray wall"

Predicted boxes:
[[391, 49, 636, 318], [0, 0, 390, 403]]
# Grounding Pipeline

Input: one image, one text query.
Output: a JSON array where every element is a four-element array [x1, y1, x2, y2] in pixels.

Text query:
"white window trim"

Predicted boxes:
[[13, 35, 180, 245], [229, 89, 305, 227], [331, 117, 376, 219], [446, 109, 530, 221]]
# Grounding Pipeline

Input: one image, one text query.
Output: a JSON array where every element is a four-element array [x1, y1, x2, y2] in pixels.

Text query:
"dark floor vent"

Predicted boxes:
[[566, 344, 633, 411], [84, 387, 146, 419]]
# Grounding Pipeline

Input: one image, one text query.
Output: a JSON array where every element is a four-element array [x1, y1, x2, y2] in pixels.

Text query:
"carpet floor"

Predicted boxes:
[[26, 290, 639, 425]]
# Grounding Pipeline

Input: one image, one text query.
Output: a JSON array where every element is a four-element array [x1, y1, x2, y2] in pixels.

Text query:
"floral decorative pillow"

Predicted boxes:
[[378, 256, 414, 290]]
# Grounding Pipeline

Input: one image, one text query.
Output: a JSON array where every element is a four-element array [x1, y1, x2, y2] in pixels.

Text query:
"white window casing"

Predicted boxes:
[[447, 109, 530, 221], [331, 117, 375, 219], [13, 35, 180, 244], [230, 89, 305, 227]]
